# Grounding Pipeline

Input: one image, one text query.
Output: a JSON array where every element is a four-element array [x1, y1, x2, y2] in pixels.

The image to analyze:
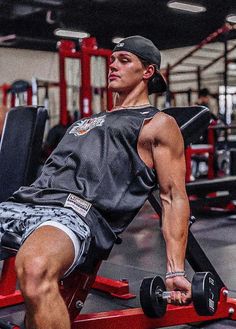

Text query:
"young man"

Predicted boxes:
[[0, 35, 191, 329]]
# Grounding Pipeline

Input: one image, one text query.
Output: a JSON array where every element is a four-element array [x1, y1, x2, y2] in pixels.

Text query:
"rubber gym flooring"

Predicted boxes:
[[1, 201, 236, 328]]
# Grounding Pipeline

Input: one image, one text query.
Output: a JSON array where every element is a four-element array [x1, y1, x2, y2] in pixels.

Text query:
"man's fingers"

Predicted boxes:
[[169, 291, 191, 305]]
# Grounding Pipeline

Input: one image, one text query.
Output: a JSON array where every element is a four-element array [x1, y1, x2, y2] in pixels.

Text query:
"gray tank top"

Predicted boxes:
[[12, 106, 159, 234]]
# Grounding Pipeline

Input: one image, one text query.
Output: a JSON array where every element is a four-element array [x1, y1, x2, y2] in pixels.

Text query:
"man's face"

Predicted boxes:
[[108, 51, 146, 93]]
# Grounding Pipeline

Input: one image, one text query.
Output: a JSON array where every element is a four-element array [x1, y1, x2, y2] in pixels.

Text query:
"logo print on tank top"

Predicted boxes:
[[69, 115, 106, 136]]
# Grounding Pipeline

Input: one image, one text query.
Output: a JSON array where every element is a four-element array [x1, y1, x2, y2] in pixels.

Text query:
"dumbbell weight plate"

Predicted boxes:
[[140, 276, 167, 318], [192, 272, 219, 316]]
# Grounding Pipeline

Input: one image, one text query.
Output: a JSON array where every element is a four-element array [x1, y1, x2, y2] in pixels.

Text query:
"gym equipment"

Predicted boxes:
[[8, 80, 32, 108], [58, 37, 112, 124], [1, 105, 236, 329], [212, 124, 236, 176], [164, 23, 236, 124], [140, 272, 219, 318], [230, 148, 236, 175], [0, 84, 11, 108], [186, 136, 236, 211], [0, 106, 48, 202]]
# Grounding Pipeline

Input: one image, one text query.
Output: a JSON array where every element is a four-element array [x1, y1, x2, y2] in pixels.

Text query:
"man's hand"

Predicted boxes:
[[165, 276, 192, 305]]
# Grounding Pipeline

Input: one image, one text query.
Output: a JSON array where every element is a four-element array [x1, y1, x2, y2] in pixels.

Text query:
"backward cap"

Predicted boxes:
[[112, 35, 167, 94], [113, 35, 161, 69]]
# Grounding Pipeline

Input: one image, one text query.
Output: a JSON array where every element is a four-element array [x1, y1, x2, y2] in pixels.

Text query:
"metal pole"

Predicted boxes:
[[197, 66, 201, 94], [165, 63, 171, 107], [224, 34, 228, 124]]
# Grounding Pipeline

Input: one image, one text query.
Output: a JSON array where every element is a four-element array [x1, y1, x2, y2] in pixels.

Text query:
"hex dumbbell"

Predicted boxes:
[[140, 272, 219, 318]]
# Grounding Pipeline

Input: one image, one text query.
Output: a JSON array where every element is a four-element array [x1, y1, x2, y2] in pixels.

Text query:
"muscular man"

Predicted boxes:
[[0, 36, 191, 329]]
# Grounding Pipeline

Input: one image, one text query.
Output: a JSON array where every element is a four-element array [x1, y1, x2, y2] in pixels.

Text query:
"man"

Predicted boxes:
[[196, 88, 218, 120], [0, 35, 191, 329], [196, 88, 210, 108]]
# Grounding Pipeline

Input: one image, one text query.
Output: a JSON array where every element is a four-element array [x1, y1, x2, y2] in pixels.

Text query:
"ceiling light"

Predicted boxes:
[[54, 29, 90, 39], [0, 34, 16, 43], [167, 1, 206, 13], [226, 14, 236, 24], [112, 36, 124, 44]]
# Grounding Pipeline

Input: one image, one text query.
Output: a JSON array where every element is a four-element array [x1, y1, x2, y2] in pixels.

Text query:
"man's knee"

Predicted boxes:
[[15, 252, 58, 300]]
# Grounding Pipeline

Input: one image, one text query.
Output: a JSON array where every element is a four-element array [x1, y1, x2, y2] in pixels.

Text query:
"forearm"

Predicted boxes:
[[161, 194, 190, 273]]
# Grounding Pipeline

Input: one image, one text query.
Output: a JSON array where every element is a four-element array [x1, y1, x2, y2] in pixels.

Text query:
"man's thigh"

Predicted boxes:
[[16, 225, 75, 279]]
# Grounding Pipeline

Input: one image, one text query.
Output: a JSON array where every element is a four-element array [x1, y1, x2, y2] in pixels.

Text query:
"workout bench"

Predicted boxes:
[[1, 106, 236, 329], [0, 105, 48, 202]]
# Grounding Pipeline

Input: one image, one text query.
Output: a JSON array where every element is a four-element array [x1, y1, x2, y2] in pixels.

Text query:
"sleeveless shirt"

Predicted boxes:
[[12, 106, 159, 235]]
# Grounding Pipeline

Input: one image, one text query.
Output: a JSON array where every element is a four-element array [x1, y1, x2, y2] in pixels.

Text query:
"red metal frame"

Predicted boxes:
[[185, 144, 215, 182], [0, 83, 11, 107], [72, 288, 236, 329], [58, 38, 112, 125], [185, 117, 218, 182], [167, 24, 233, 72], [165, 23, 236, 101], [92, 275, 135, 299], [0, 257, 23, 308]]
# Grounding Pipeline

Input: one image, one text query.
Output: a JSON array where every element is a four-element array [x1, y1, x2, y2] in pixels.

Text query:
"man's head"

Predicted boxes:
[[111, 35, 167, 94], [199, 88, 210, 98], [198, 88, 210, 105]]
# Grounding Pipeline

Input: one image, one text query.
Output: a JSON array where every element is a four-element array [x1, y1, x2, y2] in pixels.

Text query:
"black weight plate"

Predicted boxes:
[[140, 276, 167, 318], [192, 272, 219, 316]]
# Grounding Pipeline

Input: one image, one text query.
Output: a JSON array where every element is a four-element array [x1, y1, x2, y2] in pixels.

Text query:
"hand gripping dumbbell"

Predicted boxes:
[[140, 272, 219, 318]]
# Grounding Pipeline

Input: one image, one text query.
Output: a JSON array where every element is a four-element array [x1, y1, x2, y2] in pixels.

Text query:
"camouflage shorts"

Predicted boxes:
[[0, 201, 91, 273]]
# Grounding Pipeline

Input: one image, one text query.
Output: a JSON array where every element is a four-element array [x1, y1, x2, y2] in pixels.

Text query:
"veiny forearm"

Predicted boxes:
[[161, 193, 190, 273]]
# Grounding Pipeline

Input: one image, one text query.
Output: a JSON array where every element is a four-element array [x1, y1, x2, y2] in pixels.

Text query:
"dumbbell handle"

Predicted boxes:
[[156, 290, 187, 300], [155, 290, 171, 300], [162, 291, 171, 299]]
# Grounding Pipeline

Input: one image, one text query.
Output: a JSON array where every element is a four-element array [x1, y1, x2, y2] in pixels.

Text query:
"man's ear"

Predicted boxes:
[[143, 65, 155, 81]]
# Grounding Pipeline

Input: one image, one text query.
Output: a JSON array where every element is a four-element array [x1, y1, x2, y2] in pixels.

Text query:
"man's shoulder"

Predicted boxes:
[[150, 110, 177, 128], [143, 111, 181, 145]]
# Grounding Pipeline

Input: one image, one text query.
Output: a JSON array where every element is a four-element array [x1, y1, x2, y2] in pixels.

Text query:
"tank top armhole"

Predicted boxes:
[[136, 108, 160, 171]]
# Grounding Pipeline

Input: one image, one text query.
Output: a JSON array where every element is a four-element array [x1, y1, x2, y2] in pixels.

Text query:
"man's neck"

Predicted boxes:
[[112, 90, 150, 111]]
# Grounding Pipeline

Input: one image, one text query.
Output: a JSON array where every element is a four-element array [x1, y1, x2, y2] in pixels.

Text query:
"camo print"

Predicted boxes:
[[0, 201, 91, 271]]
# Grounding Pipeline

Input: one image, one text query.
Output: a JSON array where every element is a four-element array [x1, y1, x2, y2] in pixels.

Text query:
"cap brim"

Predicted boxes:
[[148, 71, 167, 94]]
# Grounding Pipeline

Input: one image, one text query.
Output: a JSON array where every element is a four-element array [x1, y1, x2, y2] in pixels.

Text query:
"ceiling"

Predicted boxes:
[[1, 0, 236, 52]]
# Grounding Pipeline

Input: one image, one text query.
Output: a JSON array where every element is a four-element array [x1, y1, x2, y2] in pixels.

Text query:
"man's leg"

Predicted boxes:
[[15, 225, 75, 329]]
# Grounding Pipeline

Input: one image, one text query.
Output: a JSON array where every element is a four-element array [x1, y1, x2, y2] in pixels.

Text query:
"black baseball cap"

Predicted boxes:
[[112, 35, 167, 94]]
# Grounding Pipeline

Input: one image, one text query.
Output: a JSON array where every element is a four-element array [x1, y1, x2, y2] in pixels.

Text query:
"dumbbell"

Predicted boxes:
[[140, 272, 219, 318]]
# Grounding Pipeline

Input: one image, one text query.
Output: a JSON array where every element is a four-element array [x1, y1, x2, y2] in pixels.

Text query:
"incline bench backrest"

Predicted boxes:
[[0, 106, 48, 202], [163, 106, 211, 146]]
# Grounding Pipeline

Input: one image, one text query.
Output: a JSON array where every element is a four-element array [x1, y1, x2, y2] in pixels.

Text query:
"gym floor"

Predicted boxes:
[[1, 201, 236, 328]]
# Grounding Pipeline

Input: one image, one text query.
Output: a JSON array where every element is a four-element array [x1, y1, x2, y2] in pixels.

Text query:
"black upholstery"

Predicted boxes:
[[0, 106, 48, 203], [186, 176, 236, 194], [0, 231, 21, 258], [163, 106, 211, 146]]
